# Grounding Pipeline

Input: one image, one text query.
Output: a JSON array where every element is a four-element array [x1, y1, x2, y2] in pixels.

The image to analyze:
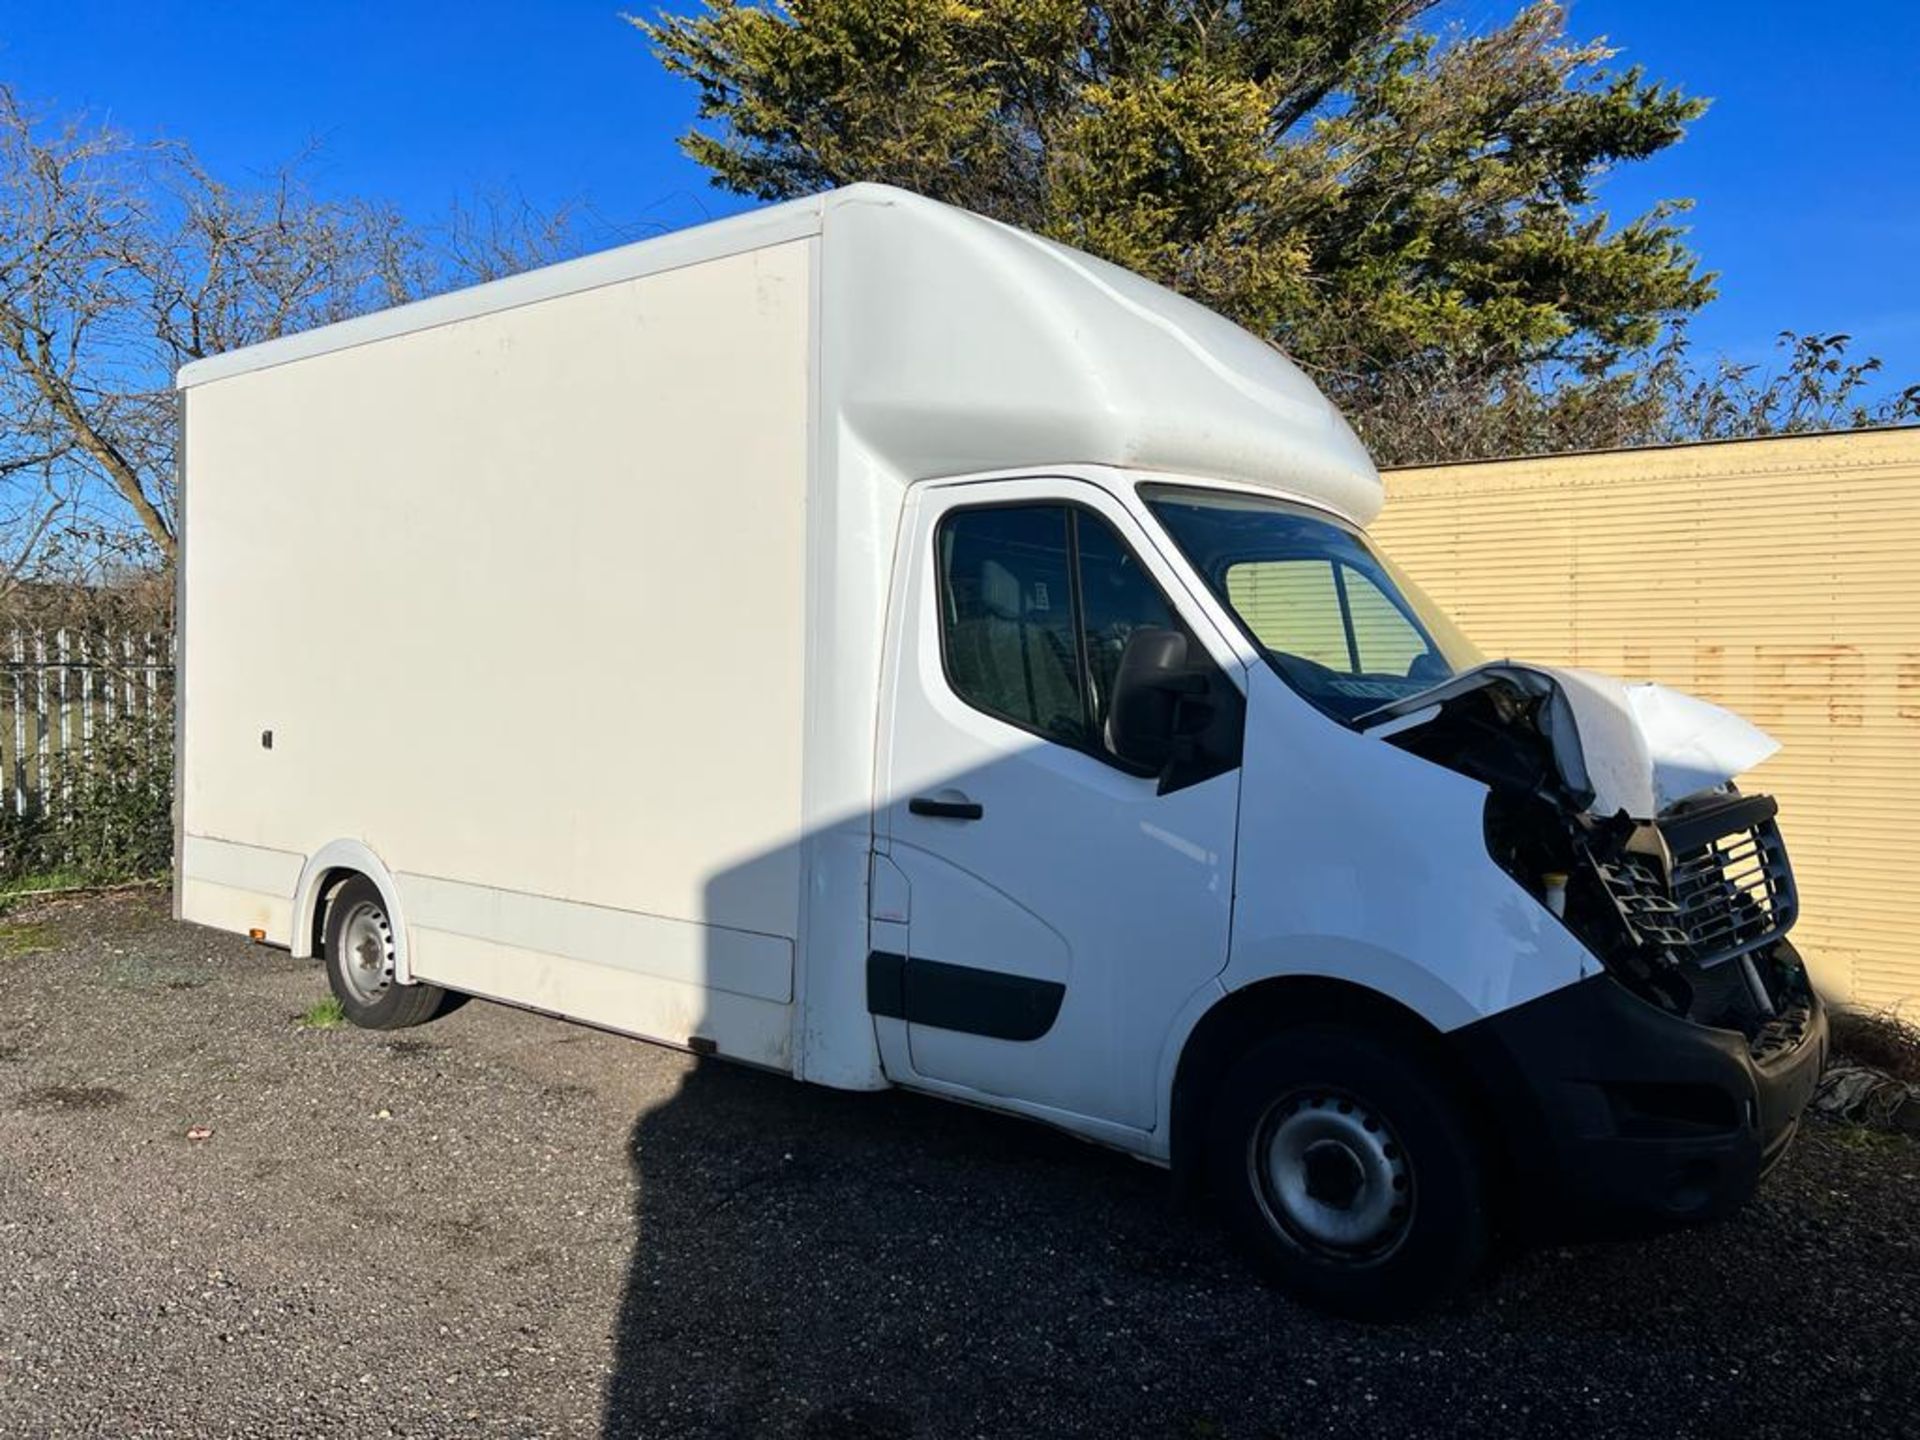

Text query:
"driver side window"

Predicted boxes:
[[937, 506, 1087, 746], [935, 502, 1201, 766]]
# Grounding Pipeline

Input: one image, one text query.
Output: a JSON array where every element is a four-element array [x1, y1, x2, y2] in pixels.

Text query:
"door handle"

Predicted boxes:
[[909, 795, 984, 821]]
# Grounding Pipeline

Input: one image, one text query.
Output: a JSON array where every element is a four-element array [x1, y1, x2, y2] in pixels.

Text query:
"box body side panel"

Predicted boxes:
[[178, 240, 815, 1065]]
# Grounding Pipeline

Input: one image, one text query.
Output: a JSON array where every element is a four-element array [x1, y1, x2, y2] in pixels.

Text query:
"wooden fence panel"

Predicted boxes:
[[0, 627, 175, 824]]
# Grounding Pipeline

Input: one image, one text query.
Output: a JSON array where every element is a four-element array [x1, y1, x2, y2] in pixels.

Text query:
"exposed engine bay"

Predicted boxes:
[[1360, 664, 1814, 1057]]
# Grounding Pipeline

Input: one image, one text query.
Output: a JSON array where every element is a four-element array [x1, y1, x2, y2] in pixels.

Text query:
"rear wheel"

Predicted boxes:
[[1208, 1023, 1487, 1319], [321, 876, 446, 1029]]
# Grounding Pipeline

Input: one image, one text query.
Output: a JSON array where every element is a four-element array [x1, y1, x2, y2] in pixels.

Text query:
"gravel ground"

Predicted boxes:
[[0, 891, 1916, 1439]]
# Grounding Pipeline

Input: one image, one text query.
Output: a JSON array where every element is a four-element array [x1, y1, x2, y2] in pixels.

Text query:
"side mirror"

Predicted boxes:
[[1106, 627, 1205, 773]]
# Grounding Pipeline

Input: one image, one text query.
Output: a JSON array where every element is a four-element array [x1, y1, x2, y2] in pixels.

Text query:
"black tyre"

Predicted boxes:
[[1207, 1023, 1488, 1320], [321, 876, 447, 1030]]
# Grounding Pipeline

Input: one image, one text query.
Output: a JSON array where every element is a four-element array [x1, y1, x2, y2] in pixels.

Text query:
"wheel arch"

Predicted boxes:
[[1166, 974, 1502, 1199], [290, 840, 413, 982]]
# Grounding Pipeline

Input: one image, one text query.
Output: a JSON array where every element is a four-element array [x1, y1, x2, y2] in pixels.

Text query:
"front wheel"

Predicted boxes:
[[322, 876, 447, 1030], [1207, 1024, 1488, 1319]]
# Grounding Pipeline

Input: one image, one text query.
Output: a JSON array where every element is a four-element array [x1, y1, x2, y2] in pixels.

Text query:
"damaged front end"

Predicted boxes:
[[1587, 792, 1807, 1059], [1360, 664, 1815, 1059]]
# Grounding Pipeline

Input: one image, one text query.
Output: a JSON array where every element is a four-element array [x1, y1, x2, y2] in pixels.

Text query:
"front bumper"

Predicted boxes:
[[1452, 952, 1828, 1237]]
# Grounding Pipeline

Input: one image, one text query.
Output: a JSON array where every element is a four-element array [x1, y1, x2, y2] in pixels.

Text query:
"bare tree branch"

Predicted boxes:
[[0, 83, 578, 585]]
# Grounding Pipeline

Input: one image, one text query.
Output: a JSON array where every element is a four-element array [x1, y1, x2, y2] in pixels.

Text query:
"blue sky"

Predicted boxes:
[[4, 1, 1916, 395]]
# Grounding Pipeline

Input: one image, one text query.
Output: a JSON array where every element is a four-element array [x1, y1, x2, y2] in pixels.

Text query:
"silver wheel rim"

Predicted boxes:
[[336, 899, 394, 1004], [1250, 1088, 1413, 1261]]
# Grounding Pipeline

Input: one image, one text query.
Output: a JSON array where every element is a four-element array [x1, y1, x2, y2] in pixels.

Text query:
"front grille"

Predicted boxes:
[[1594, 795, 1797, 968], [1667, 817, 1797, 965], [1594, 853, 1689, 951]]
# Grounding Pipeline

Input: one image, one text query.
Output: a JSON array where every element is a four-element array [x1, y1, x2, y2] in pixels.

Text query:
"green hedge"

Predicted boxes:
[[0, 708, 172, 884]]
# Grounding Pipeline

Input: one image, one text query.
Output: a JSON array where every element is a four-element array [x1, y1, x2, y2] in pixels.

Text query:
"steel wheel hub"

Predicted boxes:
[[1252, 1089, 1413, 1259], [337, 900, 394, 1004]]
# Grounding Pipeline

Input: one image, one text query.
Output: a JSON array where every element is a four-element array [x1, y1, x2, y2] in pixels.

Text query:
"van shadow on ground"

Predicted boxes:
[[598, 1058, 1212, 1440], [597, 1056, 1920, 1440]]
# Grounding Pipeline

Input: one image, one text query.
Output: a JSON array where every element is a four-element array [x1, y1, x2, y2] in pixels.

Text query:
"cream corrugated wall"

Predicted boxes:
[[1376, 427, 1920, 1013]]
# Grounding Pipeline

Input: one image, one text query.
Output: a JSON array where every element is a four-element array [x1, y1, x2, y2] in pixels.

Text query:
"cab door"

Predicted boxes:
[[872, 476, 1244, 1131]]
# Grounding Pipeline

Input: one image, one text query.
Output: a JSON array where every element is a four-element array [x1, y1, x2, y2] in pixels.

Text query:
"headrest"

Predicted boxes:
[[980, 559, 1022, 620]]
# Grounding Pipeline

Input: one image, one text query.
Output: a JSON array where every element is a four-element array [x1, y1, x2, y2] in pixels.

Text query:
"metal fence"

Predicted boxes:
[[0, 629, 173, 818]]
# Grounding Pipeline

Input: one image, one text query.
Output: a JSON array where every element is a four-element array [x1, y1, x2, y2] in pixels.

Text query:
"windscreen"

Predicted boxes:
[[1141, 484, 1483, 723]]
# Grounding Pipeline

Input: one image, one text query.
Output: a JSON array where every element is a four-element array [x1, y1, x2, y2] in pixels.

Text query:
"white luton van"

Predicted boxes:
[[176, 183, 1826, 1315]]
